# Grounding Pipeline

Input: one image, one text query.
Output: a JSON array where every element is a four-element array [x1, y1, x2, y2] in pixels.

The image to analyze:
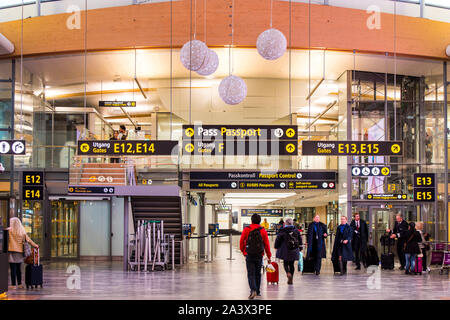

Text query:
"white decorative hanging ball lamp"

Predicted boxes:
[[197, 49, 219, 76], [180, 39, 209, 71], [446, 44, 450, 57], [256, 28, 287, 60], [219, 75, 247, 105]]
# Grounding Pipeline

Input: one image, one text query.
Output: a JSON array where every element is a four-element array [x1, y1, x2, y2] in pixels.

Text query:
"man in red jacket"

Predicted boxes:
[[240, 214, 272, 299]]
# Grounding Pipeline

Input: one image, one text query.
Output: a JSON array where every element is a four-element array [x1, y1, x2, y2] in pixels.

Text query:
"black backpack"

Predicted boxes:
[[287, 230, 299, 250], [246, 227, 264, 256]]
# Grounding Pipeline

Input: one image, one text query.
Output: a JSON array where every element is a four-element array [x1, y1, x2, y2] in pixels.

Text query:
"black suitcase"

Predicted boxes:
[[302, 257, 315, 274], [332, 259, 341, 274], [25, 248, 43, 289], [365, 245, 380, 267], [380, 253, 394, 270], [380, 233, 395, 270]]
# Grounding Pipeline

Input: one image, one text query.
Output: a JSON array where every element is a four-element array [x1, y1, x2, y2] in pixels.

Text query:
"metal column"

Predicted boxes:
[[10, 59, 16, 218], [444, 61, 448, 242]]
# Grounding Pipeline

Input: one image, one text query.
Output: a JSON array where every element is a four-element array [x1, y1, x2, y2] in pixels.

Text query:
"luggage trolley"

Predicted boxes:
[[128, 219, 176, 272], [429, 241, 450, 274]]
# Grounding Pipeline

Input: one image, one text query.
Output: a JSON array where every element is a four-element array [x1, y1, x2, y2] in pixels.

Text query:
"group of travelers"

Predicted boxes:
[[387, 214, 430, 275], [240, 212, 430, 299]]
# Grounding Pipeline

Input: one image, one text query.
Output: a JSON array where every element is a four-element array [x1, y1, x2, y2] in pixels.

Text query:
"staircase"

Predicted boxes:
[[131, 196, 182, 265]]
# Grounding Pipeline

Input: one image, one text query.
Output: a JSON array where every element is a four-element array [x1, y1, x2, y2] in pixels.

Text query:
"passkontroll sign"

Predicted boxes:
[[302, 141, 403, 156], [77, 140, 178, 156]]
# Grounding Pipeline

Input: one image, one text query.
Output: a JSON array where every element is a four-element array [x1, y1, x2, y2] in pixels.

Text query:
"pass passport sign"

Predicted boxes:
[[183, 125, 298, 141]]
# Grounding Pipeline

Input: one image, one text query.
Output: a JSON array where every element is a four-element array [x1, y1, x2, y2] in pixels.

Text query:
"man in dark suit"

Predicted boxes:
[[350, 213, 368, 270], [387, 213, 409, 270]]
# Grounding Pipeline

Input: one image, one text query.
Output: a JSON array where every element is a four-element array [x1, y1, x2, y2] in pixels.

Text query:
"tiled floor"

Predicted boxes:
[[4, 241, 450, 300]]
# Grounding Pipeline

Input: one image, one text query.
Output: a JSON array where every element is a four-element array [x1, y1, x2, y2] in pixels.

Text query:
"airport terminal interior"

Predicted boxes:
[[0, 0, 449, 300]]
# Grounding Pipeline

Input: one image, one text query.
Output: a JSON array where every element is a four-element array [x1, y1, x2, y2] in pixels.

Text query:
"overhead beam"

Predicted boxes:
[[304, 100, 338, 129]]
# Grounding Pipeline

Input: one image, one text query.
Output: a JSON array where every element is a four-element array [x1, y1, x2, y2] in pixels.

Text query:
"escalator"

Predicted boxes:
[[131, 196, 182, 265]]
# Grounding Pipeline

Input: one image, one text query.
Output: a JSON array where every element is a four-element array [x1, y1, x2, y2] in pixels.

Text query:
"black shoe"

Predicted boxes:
[[399, 266, 405, 270], [248, 291, 257, 300], [315, 271, 320, 275], [405, 270, 410, 275], [355, 266, 361, 270]]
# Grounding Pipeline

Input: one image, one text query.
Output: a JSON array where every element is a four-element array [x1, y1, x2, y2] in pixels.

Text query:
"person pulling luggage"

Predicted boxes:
[[331, 216, 354, 275], [6, 217, 39, 290], [274, 218, 303, 285], [306, 215, 328, 275], [350, 213, 368, 270], [403, 222, 422, 275], [386, 213, 409, 270], [239, 214, 272, 300]]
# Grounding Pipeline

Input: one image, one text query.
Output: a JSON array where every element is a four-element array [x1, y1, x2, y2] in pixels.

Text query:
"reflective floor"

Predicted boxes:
[[4, 241, 450, 300]]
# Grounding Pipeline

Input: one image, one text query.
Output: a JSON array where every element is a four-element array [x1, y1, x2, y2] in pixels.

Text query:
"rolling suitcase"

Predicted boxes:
[[302, 257, 315, 274], [365, 245, 380, 267], [25, 248, 43, 289], [380, 233, 394, 270], [414, 256, 423, 274], [266, 261, 279, 284]]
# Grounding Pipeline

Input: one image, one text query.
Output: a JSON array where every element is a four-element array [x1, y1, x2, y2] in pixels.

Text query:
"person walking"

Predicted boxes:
[[403, 222, 422, 275], [415, 222, 430, 274], [110, 130, 120, 163], [274, 218, 303, 285], [239, 214, 272, 299], [6, 217, 39, 289], [331, 216, 354, 275], [119, 125, 128, 140], [350, 213, 368, 270], [275, 218, 284, 235], [306, 215, 328, 275], [386, 213, 409, 270]]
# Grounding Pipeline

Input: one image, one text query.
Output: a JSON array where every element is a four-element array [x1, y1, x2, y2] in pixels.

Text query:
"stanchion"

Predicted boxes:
[[206, 235, 211, 263], [227, 233, 235, 260], [171, 235, 175, 271]]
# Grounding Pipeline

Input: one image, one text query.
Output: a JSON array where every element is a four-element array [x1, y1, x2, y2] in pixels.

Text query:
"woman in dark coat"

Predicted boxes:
[[306, 215, 328, 275], [275, 218, 303, 284], [331, 216, 354, 275], [403, 222, 422, 275]]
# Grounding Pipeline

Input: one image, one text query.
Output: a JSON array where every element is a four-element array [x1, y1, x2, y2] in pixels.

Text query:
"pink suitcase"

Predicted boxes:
[[414, 256, 423, 274]]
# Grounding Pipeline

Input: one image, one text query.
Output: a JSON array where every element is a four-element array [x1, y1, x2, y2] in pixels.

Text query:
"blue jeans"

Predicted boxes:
[[405, 253, 416, 272], [245, 255, 263, 294]]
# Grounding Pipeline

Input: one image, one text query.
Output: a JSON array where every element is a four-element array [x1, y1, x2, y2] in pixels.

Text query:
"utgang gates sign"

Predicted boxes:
[[301, 141, 403, 156], [77, 140, 178, 156]]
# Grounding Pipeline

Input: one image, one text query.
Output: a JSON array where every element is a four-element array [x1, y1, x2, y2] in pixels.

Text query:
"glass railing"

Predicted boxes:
[[0, 0, 448, 24], [13, 144, 77, 169]]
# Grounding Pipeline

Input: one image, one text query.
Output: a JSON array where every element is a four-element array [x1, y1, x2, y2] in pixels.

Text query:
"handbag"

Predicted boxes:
[[403, 232, 415, 251], [23, 241, 32, 258]]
